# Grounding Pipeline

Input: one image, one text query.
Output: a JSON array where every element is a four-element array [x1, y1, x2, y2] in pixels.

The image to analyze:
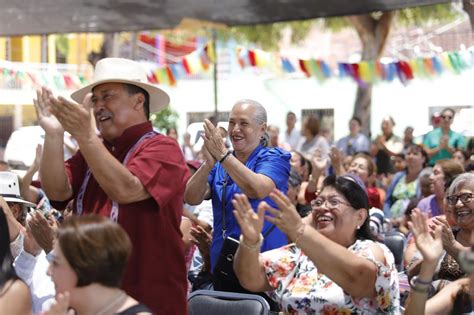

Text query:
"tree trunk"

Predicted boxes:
[[463, 0, 474, 31], [347, 12, 395, 137]]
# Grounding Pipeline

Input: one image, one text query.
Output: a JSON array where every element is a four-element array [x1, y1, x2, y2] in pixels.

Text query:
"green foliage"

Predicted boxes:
[[398, 2, 461, 26], [56, 35, 69, 56], [217, 3, 461, 50], [150, 106, 180, 133], [226, 20, 314, 50], [149, 2, 460, 51]]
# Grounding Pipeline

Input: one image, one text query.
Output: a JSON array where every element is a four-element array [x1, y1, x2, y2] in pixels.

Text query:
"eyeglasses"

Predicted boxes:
[[310, 198, 352, 209], [446, 193, 473, 206], [441, 115, 453, 120]]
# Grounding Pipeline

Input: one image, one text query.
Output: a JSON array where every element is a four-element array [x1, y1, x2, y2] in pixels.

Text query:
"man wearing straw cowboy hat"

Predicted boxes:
[[34, 58, 189, 314], [0, 171, 36, 227]]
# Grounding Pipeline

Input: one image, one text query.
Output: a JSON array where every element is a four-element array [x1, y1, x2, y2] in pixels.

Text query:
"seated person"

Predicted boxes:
[[46, 215, 152, 314], [233, 174, 400, 313]]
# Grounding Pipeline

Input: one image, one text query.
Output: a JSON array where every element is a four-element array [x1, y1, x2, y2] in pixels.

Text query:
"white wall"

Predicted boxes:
[[163, 70, 474, 142]]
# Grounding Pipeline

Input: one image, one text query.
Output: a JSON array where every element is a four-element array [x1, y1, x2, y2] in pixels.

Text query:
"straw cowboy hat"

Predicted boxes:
[[0, 172, 36, 208], [71, 58, 170, 113]]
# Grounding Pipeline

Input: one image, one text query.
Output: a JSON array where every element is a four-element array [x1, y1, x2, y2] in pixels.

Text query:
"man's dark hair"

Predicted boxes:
[[123, 84, 150, 119], [351, 116, 362, 126]]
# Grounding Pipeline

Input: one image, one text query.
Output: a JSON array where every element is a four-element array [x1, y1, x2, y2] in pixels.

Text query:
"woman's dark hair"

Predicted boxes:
[[321, 175, 376, 241], [406, 144, 429, 168], [0, 207, 18, 290], [304, 115, 320, 137], [291, 151, 306, 167], [57, 215, 132, 288]]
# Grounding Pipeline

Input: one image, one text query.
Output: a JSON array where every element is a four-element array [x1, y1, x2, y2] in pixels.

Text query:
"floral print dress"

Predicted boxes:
[[260, 240, 400, 314]]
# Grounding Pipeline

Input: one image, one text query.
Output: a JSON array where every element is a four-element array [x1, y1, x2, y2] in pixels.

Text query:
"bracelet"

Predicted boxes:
[[414, 276, 432, 286], [409, 275, 432, 292], [293, 224, 306, 245], [240, 234, 263, 251], [219, 151, 232, 164]]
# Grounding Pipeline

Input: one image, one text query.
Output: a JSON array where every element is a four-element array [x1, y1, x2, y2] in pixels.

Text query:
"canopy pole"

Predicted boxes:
[[212, 29, 218, 121]]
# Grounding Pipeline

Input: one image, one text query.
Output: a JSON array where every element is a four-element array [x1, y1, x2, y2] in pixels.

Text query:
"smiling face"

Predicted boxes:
[[448, 181, 474, 229], [348, 157, 370, 184], [91, 83, 147, 142], [228, 102, 266, 158], [47, 241, 78, 297], [310, 186, 366, 246]]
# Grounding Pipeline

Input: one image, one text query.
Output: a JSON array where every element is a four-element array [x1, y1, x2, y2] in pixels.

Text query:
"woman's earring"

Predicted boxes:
[[356, 225, 360, 230]]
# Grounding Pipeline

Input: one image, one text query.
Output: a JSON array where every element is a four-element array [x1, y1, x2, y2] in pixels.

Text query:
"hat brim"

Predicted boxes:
[[71, 79, 170, 113], [3, 196, 36, 208]]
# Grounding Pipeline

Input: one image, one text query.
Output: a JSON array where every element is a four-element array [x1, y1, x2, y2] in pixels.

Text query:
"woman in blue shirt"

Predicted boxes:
[[184, 99, 291, 279]]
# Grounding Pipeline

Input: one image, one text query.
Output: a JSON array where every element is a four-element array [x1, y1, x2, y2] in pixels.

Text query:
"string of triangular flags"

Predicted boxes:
[[0, 65, 90, 90], [145, 43, 215, 87], [237, 47, 474, 86], [0, 43, 216, 90]]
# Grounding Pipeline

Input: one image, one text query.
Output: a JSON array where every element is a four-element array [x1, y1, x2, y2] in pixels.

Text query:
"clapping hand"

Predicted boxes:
[[33, 87, 64, 135], [408, 209, 443, 265], [27, 210, 58, 254], [47, 92, 96, 143], [202, 119, 227, 161], [430, 216, 456, 251], [263, 189, 305, 242], [232, 194, 264, 245], [311, 152, 328, 175]]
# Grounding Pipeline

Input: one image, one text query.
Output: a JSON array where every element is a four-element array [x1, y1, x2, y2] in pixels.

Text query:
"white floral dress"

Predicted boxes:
[[261, 239, 400, 314]]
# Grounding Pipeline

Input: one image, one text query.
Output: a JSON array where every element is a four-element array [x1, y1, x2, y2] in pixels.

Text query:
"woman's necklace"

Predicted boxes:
[[95, 290, 127, 315]]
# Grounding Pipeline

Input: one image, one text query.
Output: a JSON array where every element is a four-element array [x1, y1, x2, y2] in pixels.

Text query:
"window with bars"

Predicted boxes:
[[301, 108, 335, 142]]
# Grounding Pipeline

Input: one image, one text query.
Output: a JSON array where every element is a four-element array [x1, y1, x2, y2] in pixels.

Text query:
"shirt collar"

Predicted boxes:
[[103, 121, 153, 152]]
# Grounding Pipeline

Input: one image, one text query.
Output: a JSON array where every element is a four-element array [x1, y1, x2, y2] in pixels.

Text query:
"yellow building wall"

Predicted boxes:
[[48, 35, 56, 64], [10, 37, 23, 61], [67, 33, 103, 64], [3, 33, 102, 64], [25, 36, 42, 62], [0, 38, 6, 60], [9, 36, 42, 62]]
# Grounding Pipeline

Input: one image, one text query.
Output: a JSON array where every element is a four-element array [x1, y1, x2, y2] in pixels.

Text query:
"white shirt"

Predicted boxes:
[[14, 250, 55, 314], [284, 128, 302, 151]]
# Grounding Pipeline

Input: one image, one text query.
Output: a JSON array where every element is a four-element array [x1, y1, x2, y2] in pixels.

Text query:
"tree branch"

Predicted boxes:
[[375, 11, 396, 58]]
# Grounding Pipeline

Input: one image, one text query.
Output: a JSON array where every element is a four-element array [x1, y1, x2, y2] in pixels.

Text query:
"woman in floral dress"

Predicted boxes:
[[233, 174, 400, 314]]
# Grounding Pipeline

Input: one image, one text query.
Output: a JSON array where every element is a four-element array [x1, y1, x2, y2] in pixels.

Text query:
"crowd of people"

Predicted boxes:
[[0, 56, 473, 314]]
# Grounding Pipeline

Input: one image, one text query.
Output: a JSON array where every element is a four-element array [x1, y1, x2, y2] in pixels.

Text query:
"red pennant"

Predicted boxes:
[[351, 63, 361, 81], [248, 50, 257, 67], [298, 59, 310, 77], [166, 66, 176, 86], [181, 59, 191, 75], [147, 72, 157, 84], [398, 61, 414, 80]]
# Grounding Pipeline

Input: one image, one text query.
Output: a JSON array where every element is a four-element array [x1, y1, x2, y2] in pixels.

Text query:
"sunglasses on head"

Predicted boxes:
[[441, 115, 453, 120]]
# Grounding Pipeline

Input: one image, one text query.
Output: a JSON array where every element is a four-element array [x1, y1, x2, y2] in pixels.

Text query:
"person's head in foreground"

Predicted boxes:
[[47, 215, 152, 314], [446, 173, 474, 231]]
